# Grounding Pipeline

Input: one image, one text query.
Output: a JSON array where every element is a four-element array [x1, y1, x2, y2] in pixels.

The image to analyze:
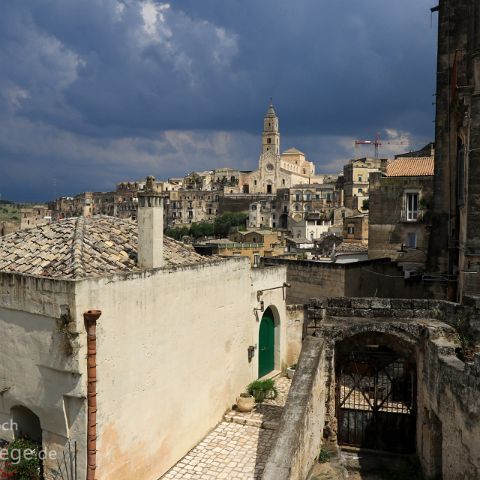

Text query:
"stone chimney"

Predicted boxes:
[[137, 176, 164, 269]]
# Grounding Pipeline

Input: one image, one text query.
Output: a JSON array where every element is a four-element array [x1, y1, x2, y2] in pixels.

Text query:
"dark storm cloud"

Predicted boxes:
[[0, 0, 437, 201]]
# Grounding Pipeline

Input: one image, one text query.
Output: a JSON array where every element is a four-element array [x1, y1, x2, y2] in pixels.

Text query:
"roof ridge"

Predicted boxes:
[[72, 216, 86, 278]]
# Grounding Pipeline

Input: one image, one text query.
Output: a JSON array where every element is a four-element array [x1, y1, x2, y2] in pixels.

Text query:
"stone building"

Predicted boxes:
[[343, 213, 368, 245], [368, 155, 434, 271], [195, 229, 285, 266], [343, 157, 387, 211], [166, 189, 220, 226], [19, 205, 52, 230], [0, 179, 289, 479], [290, 214, 332, 241], [240, 103, 320, 194], [0, 221, 18, 237], [428, 0, 480, 301], [248, 199, 277, 229]]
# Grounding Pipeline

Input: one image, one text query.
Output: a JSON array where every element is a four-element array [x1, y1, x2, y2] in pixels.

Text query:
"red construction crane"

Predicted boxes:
[[354, 133, 410, 159]]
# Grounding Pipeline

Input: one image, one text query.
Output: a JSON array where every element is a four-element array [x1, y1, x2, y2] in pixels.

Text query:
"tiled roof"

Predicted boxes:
[[282, 148, 304, 155], [335, 242, 368, 253], [0, 216, 212, 279], [386, 157, 434, 177]]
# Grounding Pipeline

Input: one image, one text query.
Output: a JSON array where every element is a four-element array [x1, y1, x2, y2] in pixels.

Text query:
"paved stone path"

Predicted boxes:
[[162, 376, 291, 480]]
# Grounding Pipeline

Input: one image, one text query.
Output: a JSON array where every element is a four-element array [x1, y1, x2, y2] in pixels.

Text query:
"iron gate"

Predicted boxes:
[[336, 347, 416, 453]]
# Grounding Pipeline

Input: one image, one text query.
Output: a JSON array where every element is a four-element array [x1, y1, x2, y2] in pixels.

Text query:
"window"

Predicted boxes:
[[358, 176, 363, 182], [295, 192, 302, 202], [406, 232, 417, 248], [253, 254, 260, 267], [406, 193, 419, 221], [267, 184, 272, 194], [251, 205, 257, 211], [358, 188, 363, 194], [267, 138, 271, 144], [282, 179, 285, 185], [347, 226, 354, 235]]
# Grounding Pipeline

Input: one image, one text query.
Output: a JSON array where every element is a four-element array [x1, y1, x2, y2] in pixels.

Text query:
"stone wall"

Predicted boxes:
[[306, 297, 480, 480], [286, 305, 305, 366], [262, 336, 326, 480], [262, 258, 430, 303], [418, 341, 480, 478]]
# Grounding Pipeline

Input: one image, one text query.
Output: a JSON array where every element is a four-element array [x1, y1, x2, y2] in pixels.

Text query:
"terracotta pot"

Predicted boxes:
[[236, 394, 255, 412]]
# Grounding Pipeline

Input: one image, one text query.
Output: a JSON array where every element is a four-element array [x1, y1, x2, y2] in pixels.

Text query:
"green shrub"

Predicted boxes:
[[1, 438, 41, 480], [318, 447, 330, 463], [247, 379, 277, 403]]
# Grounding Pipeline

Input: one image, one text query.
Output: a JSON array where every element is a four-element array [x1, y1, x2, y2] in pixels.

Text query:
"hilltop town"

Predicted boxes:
[[1, 102, 436, 277]]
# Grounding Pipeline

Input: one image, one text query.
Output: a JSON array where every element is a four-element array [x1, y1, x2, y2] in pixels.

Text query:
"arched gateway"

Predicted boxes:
[[335, 332, 416, 453]]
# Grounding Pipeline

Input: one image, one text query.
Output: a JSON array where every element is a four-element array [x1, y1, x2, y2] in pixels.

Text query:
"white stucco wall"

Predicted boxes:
[[0, 273, 88, 478], [73, 258, 288, 480]]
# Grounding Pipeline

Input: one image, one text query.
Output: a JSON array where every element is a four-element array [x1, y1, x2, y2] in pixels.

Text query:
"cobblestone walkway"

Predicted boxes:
[[161, 376, 291, 480]]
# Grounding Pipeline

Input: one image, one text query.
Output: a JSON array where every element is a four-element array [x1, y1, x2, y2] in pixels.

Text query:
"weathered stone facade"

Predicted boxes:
[[343, 157, 387, 211], [261, 257, 430, 303], [428, 0, 480, 300], [264, 297, 480, 479], [369, 170, 434, 269]]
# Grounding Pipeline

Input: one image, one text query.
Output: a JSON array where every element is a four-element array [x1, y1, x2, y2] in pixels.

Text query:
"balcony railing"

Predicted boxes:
[[400, 209, 425, 222]]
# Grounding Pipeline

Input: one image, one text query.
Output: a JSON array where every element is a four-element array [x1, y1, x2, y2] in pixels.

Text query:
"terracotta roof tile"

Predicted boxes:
[[0, 216, 213, 279], [386, 157, 434, 177]]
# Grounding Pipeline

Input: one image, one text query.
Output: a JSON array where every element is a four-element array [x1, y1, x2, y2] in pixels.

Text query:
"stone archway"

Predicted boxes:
[[335, 332, 417, 453], [10, 405, 42, 443]]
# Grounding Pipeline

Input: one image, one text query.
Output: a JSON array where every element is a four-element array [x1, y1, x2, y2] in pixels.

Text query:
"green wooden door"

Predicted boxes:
[[258, 308, 275, 378]]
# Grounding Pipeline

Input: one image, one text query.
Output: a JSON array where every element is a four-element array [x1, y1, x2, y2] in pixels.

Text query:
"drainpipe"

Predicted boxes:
[[84, 309, 102, 480]]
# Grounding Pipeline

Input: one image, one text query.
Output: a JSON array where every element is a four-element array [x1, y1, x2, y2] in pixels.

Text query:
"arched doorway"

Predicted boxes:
[[335, 332, 416, 453], [258, 308, 275, 378], [10, 406, 42, 442]]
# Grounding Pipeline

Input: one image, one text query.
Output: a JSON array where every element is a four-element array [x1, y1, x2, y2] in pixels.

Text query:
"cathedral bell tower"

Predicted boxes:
[[262, 100, 280, 155]]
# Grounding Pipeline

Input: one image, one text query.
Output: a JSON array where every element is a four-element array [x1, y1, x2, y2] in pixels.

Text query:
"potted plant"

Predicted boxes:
[[247, 379, 278, 403], [236, 392, 255, 412], [286, 364, 296, 379]]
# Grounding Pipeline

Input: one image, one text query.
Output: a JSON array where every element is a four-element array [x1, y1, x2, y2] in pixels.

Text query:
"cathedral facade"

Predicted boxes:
[[241, 103, 317, 194]]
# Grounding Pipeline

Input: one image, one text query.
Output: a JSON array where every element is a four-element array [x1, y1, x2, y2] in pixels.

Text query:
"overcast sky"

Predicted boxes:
[[0, 0, 438, 202]]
